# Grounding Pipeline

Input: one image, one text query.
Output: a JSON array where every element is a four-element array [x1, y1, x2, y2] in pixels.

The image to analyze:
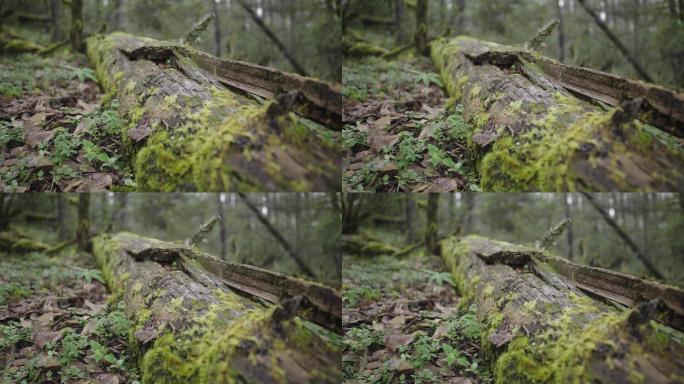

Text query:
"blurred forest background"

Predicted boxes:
[[343, 193, 684, 286], [0, 0, 341, 82], [0, 193, 342, 287], [343, 0, 684, 89]]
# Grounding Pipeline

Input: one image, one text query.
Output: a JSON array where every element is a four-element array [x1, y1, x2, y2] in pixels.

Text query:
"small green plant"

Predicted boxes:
[[422, 269, 456, 287], [63, 65, 98, 83], [409, 70, 444, 87], [52, 129, 79, 164], [442, 343, 469, 367], [342, 125, 368, 151], [447, 113, 469, 141], [0, 321, 31, 351], [0, 121, 23, 148], [396, 169, 421, 191], [412, 334, 441, 368], [397, 135, 425, 169], [58, 330, 88, 365], [76, 268, 105, 284], [344, 324, 384, 353], [427, 144, 463, 174]]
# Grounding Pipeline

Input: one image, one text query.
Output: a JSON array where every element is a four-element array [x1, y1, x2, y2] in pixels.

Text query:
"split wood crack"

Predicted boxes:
[[472, 244, 684, 332], [125, 245, 342, 334], [119, 44, 341, 129]]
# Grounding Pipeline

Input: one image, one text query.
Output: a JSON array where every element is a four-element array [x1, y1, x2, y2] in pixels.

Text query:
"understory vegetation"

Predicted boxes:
[[0, 231, 138, 383], [343, 49, 479, 192], [0, 52, 132, 192], [342, 230, 492, 383]]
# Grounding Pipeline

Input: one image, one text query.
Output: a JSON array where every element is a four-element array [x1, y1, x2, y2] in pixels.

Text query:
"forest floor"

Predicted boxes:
[[342, 232, 492, 384], [0, 229, 138, 383], [342, 33, 479, 192], [0, 49, 133, 192]]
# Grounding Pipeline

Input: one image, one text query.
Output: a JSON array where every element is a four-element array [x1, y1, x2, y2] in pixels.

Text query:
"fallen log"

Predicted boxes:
[[86, 32, 341, 191], [0, 230, 50, 252], [431, 36, 684, 191], [92, 232, 341, 383], [441, 235, 684, 383]]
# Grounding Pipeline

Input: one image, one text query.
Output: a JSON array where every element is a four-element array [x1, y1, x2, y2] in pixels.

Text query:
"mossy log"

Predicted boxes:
[[342, 233, 399, 256], [0, 29, 43, 54], [92, 232, 341, 384], [431, 36, 684, 191], [441, 235, 684, 383], [0, 231, 50, 253], [86, 32, 341, 192]]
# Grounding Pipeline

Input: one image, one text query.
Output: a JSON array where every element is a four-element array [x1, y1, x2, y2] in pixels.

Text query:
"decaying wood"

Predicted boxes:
[[93, 232, 341, 383], [180, 12, 214, 46], [441, 235, 684, 383], [431, 36, 684, 191], [86, 33, 341, 191], [537, 218, 571, 251], [185, 214, 221, 248], [525, 18, 559, 51]]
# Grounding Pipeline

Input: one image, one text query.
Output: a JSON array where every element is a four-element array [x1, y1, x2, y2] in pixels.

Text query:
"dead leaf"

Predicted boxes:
[[80, 318, 99, 337], [27, 112, 47, 124], [75, 173, 113, 192], [34, 354, 61, 369], [369, 132, 401, 153], [33, 329, 63, 349], [373, 115, 392, 131], [24, 127, 55, 148], [127, 115, 152, 142], [96, 373, 120, 384], [77, 100, 100, 114], [384, 329, 416, 352], [35, 312, 57, 326]]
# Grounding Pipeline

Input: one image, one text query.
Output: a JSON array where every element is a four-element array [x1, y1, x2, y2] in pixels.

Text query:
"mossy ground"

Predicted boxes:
[[343, 228, 492, 383], [0, 227, 139, 383], [342, 30, 479, 192]]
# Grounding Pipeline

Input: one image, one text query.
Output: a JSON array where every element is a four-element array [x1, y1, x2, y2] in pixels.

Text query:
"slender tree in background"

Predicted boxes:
[[563, 193, 573, 260], [405, 194, 416, 243], [576, 0, 653, 82], [50, 0, 60, 41], [68, 0, 84, 52], [581, 192, 663, 279], [235, 0, 308, 76], [76, 193, 90, 252], [555, 0, 565, 62], [210, 0, 222, 56], [237, 192, 316, 278], [216, 194, 226, 259], [456, 0, 465, 34], [394, 0, 408, 44], [56, 195, 66, 240], [115, 193, 127, 231], [415, 0, 428, 55], [425, 193, 439, 255], [111, 0, 124, 30]]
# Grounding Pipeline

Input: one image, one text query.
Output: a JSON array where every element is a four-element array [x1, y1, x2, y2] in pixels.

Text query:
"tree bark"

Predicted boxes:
[[425, 193, 439, 254], [69, 0, 84, 53], [431, 36, 684, 191], [86, 33, 340, 192], [111, 0, 123, 30], [237, 192, 316, 279], [405, 194, 416, 243], [576, 0, 653, 82], [234, 0, 308, 76], [210, 0, 222, 57], [56, 194, 66, 240], [76, 193, 90, 252], [394, 0, 408, 44], [441, 235, 684, 383], [563, 193, 573, 260], [50, 0, 60, 41], [414, 0, 428, 56], [92, 232, 341, 383], [216, 194, 227, 259], [581, 192, 663, 280], [555, 0, 565, 62]]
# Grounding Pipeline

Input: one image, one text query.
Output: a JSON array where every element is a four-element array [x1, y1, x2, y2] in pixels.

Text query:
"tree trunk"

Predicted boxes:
[[115, 193, 127, 230], [216, 194, 226, 259], [441, 235, 684, 383], [235, 0, 308, 76], [237, 192, 316, 279], [581, 192, 663, 280], [563, 193, 573, 260], [50, 0, 60, 41], [210, 0, 222, 56], [425, 193, 439, 254], [555, 0, 565, 62], [576, 0, 653, 82], [85, 33, 341, 192], [76, 193, 90, 251], [111, 0, 124, 30], [56, 194, 66, 240], [92, 232, 341, 384], [394, 0, 408, 44], [414, 0, 428, 56], [69, 0, 84, 53], [431, 36, 684, 191], [405, 194, 416, 243]]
